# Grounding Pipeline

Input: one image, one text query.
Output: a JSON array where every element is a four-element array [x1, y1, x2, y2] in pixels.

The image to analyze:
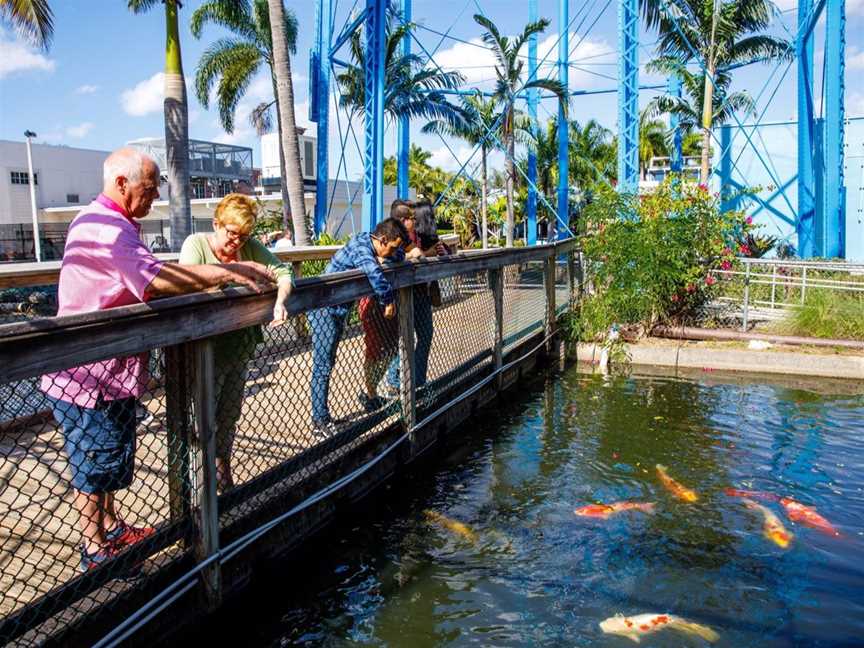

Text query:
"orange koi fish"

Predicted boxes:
[[742, 498, 794, 549], [423, 510, 478, 544], [574, 501, 655, 519], [599, 613, 719, 643], [780, 498, 840, 537], [724, 487, 779, 502], [656, 465, 698, 502]]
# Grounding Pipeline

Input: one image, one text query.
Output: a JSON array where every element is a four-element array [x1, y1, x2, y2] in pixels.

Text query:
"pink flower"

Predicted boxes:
[[745, 216, 753, 225], [721, 260, 732, 270], [686, 283, 696, 293], [705, 275, 717, 286], [738, 244, 751, 256], [671, 294, 680, 302], [722, 247, 732, 256], [698, 184, 708, 192]]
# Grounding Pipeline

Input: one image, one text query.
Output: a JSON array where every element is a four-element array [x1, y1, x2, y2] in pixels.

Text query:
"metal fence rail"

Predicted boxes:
[[0, 239, 578, 646]]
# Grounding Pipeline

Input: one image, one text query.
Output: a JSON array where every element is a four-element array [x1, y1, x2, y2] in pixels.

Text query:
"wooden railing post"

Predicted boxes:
[[291, 261, 308, 339], [489, 267, 504, 388], [566, 250, 577, 308], [191, 338, 222, 612], [543, 255, 556, 353], [575, 251, 584, 301], [397, 286, 416, 449], [164, 344, 192, 530]]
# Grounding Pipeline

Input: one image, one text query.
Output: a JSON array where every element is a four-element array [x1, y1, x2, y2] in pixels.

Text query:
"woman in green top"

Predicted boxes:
[[179, 193, 293, 492]]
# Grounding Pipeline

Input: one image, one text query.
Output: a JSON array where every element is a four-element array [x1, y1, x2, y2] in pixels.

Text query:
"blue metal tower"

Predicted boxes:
[[796, 0, 815, 257], [362, 0, 387, 232], [527, 0, 539, 245], [617, 0, 639, 192], [556, 0, 569, 239], [397, 0, 411, 199], [821, 0, 845, 258]]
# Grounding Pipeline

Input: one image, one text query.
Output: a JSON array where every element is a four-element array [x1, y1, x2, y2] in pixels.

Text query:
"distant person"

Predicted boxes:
[[150, 235, 170, 253], [309, 218, 412, 436], [271, 229, 294, 251], [40, 148, 275, 572], [180, 194, 293, 492], [384, 200, 450, 395]]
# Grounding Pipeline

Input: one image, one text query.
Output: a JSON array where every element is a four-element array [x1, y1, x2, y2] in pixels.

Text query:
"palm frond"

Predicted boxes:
[[1, 0, 54, 49], [189, 0, 255, 41], [249, 100, 275, 134]]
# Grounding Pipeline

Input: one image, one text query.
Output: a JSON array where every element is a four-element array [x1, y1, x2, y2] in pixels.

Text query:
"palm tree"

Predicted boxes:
[[641, 0, 790, 183], [568, 119, 615, 192], [423, 93, 500, 248], [638, 110, 669, 179], [129, 0, 191, 251], [0, 0, 53, 49], [474, 14, 568, 246], [336, 11, 467, 130], [267, 0, 310, 245], [191, 0, 299, 233]]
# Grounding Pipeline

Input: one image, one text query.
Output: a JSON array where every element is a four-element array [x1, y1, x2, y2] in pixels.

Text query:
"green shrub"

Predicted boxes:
[[781, 291, 864, 341], [574, 177, 755, 340]]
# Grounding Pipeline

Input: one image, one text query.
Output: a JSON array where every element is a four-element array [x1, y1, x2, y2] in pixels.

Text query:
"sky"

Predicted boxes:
[[0, 0, 862, 181]]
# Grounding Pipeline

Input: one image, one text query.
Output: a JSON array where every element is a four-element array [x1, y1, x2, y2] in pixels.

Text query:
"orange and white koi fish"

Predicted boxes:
[[574, 501, 655, 519], [656, 465, 699, 502], [780, 497, 840, 537], [742, 498, 794, 549], [724, 487, 779, 502], [599, 613, 719, 643], [423, 510, 478, 544]]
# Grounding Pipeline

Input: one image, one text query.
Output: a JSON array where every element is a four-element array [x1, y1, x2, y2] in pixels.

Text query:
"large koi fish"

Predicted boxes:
[[599, 613, 719, 643], [780, 497, 840, 536], [656, 465, 699, 502], [423, 510, 478, 544], [574, 501, 655, 519], [742, 498, 794, 549]]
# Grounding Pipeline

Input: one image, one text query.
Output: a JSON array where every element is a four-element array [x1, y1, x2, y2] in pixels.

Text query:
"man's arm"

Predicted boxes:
[[146, 261, 276, 298]]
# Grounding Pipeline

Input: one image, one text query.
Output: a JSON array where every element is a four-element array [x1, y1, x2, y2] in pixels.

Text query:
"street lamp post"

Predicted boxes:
[[24, 130, 42, 263]]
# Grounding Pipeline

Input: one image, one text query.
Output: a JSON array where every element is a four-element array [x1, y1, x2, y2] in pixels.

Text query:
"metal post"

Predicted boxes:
[[823, 0, 845, 258], [362, 0, 386, 232], [801, 266, 808, 304], [770, 264, 777, 308], [575, 250, 585, 301], [527, 0, 538, 245], [797, 0, 816, 258], [397, 286, 416, 448], [617, 0, 639, 193], [556, 0, 569, 240], [397, 0, 411, 198], [567, 249, 577, 307], [742, 262, 751, 332], [814, 117, 825, 252], [489, 267, 504, 387], [667, 76, 682, 173], [24, 132, 42, 262], [719, 125, 732, 211], [314, 0, 332, 236], [544, 255, 557, 352], [191, 339, 221, 611]]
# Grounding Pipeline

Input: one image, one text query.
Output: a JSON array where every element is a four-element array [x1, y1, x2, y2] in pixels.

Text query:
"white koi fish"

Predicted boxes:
[[599, 612, 719, 643]]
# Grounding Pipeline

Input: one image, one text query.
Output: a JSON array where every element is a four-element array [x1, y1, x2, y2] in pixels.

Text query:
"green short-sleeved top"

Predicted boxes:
[[179, 233, 293, 359]]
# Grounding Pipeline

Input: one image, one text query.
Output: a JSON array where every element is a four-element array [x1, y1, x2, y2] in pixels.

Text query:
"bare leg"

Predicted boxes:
[[75, 490, 107, 553]]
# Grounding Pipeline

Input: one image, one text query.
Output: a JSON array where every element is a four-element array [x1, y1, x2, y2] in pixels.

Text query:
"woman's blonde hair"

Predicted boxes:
[[214, 193, 258, 233]]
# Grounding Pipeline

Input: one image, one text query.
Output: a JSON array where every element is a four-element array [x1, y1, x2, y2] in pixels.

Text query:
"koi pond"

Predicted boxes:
[[197, 367, 864, 646]]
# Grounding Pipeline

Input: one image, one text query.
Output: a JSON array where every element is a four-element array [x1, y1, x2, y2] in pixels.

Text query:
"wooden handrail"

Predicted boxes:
[[0, 239, 577, 384]]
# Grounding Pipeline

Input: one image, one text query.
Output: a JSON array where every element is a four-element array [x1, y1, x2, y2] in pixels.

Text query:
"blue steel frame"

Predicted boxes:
[[526, 0, 538, 245], [796, 0, 815, 257], [821, 0, 845, 258], [556, 0, 569, 240], [363, 0, 388, 231], [397, 0, 411, 198], [617, 0, 639, 192]]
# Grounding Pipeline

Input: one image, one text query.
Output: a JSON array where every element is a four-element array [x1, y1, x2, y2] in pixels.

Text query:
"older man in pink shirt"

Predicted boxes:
[[41, 147, 275, 571]]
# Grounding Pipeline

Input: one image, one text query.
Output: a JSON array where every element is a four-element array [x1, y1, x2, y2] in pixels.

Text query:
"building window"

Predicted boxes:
[[304, 140, 314, 178], [10, 171, 37, 185], [66, 193, 79, 204]]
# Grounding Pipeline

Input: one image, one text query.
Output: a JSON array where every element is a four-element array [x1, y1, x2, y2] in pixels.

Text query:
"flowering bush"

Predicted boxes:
[[574, 176, 755, 340]]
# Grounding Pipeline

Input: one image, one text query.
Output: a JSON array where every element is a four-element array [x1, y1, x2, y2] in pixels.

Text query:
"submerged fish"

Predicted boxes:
[[780, 497, 840, 537], [724, 487, 779, 502], [599, 612, 719, 643], [656, 464, 699, 502], [423, 510, 478, 544], [742, 498, 794, 549], [574, 501, 655, 519]]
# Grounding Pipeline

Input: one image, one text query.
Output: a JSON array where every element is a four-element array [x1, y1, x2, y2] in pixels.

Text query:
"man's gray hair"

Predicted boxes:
[[103, 147, 156, 187]]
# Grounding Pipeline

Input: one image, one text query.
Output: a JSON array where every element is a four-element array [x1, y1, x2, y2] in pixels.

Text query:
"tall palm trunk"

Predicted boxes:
[[268, 0, 310, 245], [164, 0, 191, 251], [504, 112, 515, 247], [270, 77, 292, 229], [481, 144, 488, 249], [700, 65, 715, 184]]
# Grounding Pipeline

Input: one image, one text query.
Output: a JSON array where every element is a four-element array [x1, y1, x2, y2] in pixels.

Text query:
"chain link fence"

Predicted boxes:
[[0, 240, 579, 646]]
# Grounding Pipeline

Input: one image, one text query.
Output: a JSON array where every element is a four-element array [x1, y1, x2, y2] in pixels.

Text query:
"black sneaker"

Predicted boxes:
[[311, 419, 338, 440], [357, 391, 384, 412]]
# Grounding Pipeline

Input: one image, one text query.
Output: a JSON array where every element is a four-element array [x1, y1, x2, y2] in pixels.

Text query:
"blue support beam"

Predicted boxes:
[[796, 0, 816, 257], [313, 0, 332, 236], [822, 0, 845, 258], [527, 0, 538, 245], [556, 0, 569, 241], [363, 0, 387, 232], [668, 75, 683, 173], [617, 0, 639, 193], [719, 125, 735, 212], [397, 0, 411, 199]]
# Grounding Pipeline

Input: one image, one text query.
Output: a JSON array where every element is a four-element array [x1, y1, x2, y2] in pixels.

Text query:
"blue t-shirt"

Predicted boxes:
[[325, 232, 405, 312]]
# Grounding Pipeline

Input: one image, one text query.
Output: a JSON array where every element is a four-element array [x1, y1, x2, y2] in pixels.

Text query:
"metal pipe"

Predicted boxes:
[[652, 325, 864, 350]]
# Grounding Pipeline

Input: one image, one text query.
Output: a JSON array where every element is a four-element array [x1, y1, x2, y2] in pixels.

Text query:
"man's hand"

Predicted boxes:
[[383, 302, 396, 319], [406, 247, 423, 260], [270, 301, 289, 327], [223, 261, 276, 292]]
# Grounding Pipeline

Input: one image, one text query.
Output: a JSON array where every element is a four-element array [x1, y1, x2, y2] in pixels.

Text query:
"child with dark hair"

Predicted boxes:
[[309, 217, 411, 436]]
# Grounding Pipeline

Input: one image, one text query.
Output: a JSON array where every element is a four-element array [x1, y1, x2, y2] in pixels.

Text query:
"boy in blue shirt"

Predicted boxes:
[[310, 218, 412, 437]]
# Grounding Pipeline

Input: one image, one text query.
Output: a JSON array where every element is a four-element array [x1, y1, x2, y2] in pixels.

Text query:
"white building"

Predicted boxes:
[[259, 131, 317, 192]]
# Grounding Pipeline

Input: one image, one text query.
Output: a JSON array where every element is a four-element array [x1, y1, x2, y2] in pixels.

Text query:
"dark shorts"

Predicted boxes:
[[48, 396, 137, 494]]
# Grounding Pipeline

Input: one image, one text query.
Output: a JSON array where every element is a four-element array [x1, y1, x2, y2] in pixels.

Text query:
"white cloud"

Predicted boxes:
[[847, 46, 864, 70], [427, 143, 504, 175], [75, 84, 99, 95], [774, 0, 863, 16], [0, 36, 54, 78], [848, 92, 864, 116], [121, 72, 166, 116], [66, 122, 94, 138]]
